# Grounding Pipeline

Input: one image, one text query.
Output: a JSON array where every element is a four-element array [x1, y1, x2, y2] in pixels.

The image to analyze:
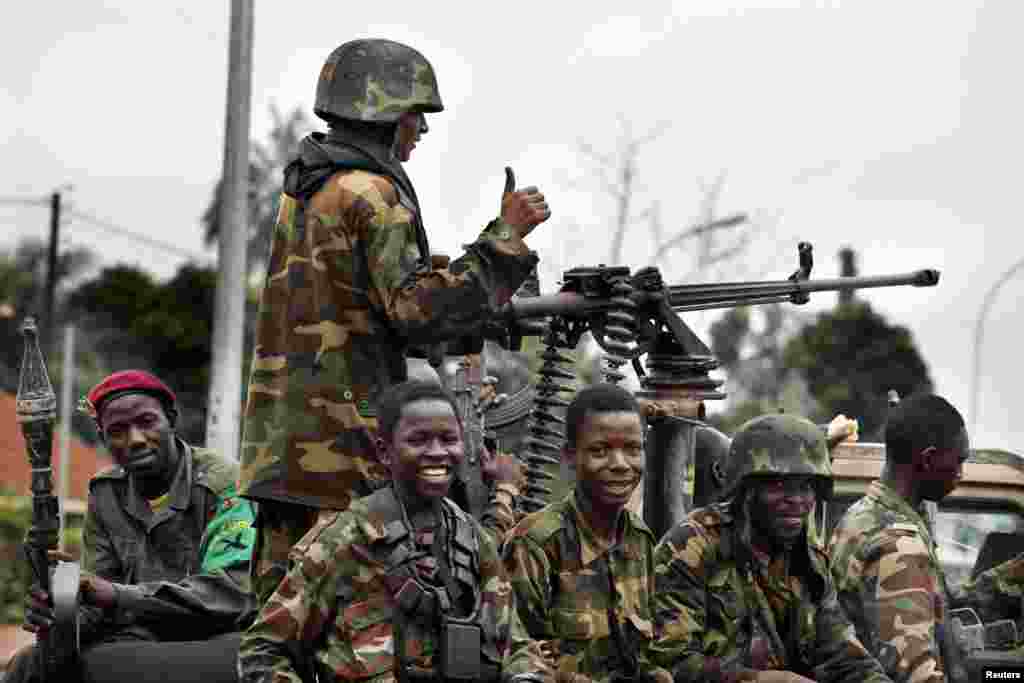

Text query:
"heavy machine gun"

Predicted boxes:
[[488, 242, 939, 537]]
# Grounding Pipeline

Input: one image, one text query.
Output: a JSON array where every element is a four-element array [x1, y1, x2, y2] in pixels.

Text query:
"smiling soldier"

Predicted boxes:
[[502, 383, 672, 683], [238, 380, 543, 683], [649, 414, 893, 683]]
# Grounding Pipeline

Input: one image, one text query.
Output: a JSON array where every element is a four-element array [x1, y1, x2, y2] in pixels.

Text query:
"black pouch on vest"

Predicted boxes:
[[438, 617, 481, 681], [395, 578, 423, 614]]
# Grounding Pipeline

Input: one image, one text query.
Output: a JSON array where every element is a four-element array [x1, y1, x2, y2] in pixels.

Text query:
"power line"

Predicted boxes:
[[0, 197, 210, 262], [0, 197, 49, 207], [66, 209, 210, 261]]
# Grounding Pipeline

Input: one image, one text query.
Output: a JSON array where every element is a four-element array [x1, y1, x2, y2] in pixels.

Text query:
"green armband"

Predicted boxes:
[[199, 484, 257, 573]]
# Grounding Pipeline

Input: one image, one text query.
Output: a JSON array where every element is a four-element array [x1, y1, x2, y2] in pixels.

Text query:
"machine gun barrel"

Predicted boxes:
[[501, 268, 940, 321], [665, 269, 940, 312]]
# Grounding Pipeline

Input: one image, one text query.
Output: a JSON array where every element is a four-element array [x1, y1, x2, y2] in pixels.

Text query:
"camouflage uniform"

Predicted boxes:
[[240, 39, 537, 603], [502, 490, 671, 683], [237, 486, 543, 683], [649, 414, 892, 683], [828, 479, 1023, 683]]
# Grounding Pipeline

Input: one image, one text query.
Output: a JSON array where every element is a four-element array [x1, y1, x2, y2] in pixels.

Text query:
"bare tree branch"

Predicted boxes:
[[652, 213, 748, 263], [577, 139, 615, 169], [647, 201, 663, 250]]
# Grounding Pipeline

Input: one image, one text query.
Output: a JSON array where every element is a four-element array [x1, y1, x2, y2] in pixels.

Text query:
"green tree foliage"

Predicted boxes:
[[783, 300, 933, 441], [203, 104, 315, 275], [0, 239, 95, 388], [67, 264, 219, 443], [707, 304, 816, 433]]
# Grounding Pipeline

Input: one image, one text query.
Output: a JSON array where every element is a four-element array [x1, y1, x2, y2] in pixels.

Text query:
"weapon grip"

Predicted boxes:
[[504, 166, 516, 194]]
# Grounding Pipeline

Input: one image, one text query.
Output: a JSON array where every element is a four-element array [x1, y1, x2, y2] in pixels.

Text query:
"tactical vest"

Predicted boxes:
[[363, 488, 501, 682]]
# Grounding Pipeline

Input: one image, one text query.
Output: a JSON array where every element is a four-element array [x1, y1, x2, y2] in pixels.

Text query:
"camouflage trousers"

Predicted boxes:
[[250, 500, 324, 606]]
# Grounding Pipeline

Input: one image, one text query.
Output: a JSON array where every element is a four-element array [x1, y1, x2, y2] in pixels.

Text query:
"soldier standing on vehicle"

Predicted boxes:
[[238, 380, 547, 683], [650, 414, 893, 683], [238, 38, 550, 605], [502, 383, 673, 683], [7, 370, 255, 683], [828, 394, 1024, 683]]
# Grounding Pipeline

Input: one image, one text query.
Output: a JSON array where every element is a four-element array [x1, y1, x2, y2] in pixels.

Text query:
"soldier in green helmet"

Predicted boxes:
[[649, 414, 894, 683], [239, 38, 550, 605]]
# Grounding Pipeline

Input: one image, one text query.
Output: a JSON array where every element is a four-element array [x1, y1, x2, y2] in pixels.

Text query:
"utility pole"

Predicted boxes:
[[205, 0, 253, 459], [43, 191, 62, 355], [58, 324, 74, 552]]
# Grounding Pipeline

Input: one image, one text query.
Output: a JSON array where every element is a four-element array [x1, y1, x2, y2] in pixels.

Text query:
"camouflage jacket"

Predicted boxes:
[[650, 502, 891, 683], [80, 440, 256, 644], [240, 130, 538, 512], [828, 479, 1021, 683], [502, 490, 670, 683], [238, 486, 542, 683]]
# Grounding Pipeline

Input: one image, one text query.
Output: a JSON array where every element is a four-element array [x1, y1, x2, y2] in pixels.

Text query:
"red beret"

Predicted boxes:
[[83, 370, 177, 424]]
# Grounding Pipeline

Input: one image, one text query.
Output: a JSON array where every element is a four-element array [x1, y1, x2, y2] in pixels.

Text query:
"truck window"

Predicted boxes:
[[934, 505, 1024, 587]]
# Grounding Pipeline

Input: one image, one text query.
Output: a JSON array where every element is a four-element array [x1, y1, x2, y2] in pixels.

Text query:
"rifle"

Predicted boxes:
[[16, 317, 80, 678], [447, 352, 492, 518]]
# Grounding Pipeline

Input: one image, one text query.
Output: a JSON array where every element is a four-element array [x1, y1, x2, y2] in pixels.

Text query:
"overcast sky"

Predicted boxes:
[[3, 1, 1021, 450]]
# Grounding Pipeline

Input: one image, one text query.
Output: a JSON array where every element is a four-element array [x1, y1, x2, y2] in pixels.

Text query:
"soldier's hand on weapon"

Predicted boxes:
[[22, 585, 54, 635], [500, 167, 550, 239], [22, 549, 77, 634], [45, 548, 120, 608], [78, 572, 119, 610], [481, 448, 526, 490]]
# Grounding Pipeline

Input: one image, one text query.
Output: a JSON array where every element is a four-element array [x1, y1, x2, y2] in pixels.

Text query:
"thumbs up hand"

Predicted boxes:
[[499, 166, 550, 240]]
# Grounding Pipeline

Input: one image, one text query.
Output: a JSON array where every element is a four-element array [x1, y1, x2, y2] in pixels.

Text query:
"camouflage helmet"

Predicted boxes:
[[314, 39, 444, 124], [724, 414, 833, 500]]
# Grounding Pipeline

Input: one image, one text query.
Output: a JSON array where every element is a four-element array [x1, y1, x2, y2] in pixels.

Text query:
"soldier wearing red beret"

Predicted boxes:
[[5, 370, 256, 683]]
